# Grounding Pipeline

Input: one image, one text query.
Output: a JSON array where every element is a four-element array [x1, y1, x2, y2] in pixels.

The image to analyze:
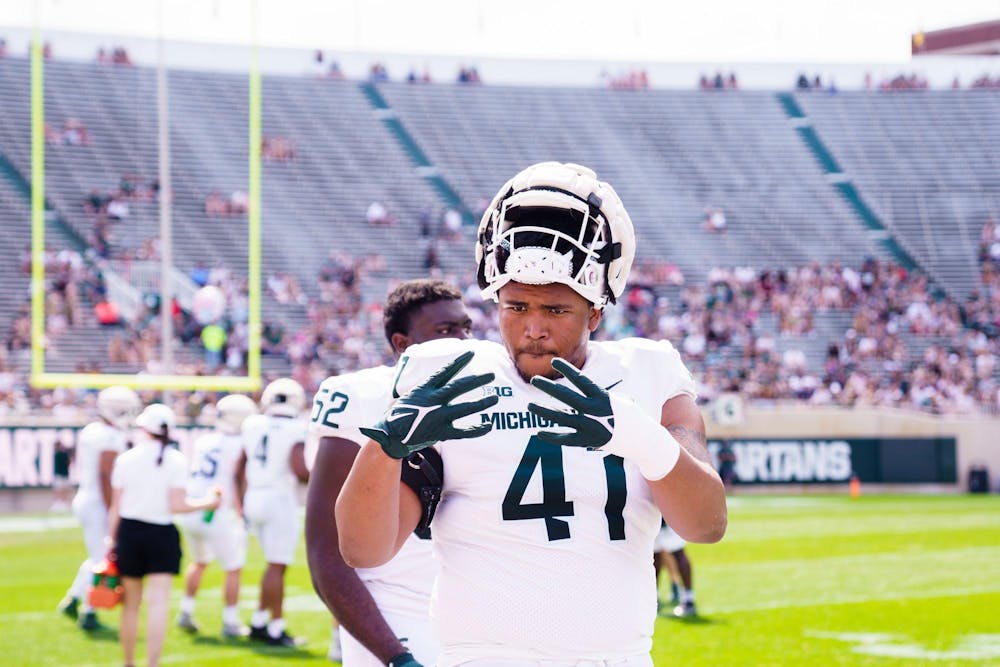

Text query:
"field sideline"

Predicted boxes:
[[1, 495, 998, 666]]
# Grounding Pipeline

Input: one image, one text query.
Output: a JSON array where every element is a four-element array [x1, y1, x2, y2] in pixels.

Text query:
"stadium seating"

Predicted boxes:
[[794, 91, 1000, 301], [0, 55, 996, 407], [378, 83, 887, 280]]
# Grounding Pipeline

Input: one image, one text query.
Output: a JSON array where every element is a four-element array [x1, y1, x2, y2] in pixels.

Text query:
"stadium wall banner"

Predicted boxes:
[[0, 425, 213, 489], [0, 427, 962, 488], [707, 438, 957, 484]]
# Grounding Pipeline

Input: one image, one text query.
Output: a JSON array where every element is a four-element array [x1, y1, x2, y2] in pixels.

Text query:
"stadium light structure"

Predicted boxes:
[[29, 2, 263, 393]]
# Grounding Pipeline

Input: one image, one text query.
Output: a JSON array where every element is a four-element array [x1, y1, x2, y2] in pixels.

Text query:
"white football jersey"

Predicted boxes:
[[394, 337, 696, 660], [187, 431, 245, 510], [241, 414, 308, 491], [310, 365, 437, 621], [74, 421, 128, 502]]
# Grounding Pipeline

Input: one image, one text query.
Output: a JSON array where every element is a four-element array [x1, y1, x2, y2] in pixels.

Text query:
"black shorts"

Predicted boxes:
[[116, 518, 182, 577]]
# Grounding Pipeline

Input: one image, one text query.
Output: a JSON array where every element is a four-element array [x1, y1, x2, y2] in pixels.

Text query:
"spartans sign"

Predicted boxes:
[[707, 438, 957, 484], [0, 425, 213, 488]]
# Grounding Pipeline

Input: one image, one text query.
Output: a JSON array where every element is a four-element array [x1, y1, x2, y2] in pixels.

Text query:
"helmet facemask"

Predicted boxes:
[[477, 163, 634, 310]]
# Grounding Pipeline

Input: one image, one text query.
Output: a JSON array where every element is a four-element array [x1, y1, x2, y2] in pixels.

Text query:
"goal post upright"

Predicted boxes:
[[29, 25, 46, 380], [247, 0, 263, 381], [29, 4, 264, 395]]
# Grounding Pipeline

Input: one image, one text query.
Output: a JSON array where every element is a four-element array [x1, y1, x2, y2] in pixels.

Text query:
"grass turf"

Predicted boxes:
[[1, 494, 998, 666]]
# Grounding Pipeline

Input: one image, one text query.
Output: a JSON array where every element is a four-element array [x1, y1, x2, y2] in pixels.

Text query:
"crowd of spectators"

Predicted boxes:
[[406, 67, 433, 84], [602, 256, 996, 414], [95, 46, 134, 66], [368, 62, 390, 82], [5, 247, 1000, 419], [795, 73, 837, 93], [261, 136, 296, 162], [82, 174, 161, 257], [862, 71, 930, 91], [204, 189, 248, 217], [310, 50, 344, 80], [969, 74, 1000, 89], [45, 118, 91, 146], [700, 72, 739, 90], [456, 66, 482, 84], [603, 69, 650, 91]]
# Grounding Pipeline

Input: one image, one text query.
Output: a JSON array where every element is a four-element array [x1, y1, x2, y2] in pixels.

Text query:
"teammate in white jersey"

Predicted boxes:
[[306, 279, 473, 667], [176, 394, 259, 637], [654, 522, 697, 618], [237, 378, 310, 647], [59, 385, 140, 631], [337, 162, 728, 666]]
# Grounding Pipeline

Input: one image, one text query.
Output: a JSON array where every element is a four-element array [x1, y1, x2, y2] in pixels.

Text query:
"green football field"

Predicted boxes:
[[1, 494, 998, 666]]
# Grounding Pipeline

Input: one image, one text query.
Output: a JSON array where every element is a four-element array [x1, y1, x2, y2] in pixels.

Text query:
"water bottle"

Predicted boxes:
[[202, 487, 223, 523], [91, 560, 107, 587], [92, 557, 119, 587], [106, 559, 120, 589]]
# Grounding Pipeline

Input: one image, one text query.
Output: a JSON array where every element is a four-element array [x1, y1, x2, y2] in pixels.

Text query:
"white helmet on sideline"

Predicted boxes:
[[135, 403, 176, 437], [261, 378, 305, 417], [216, 394, 259, 434], [96, 386, 141, 430], [476, 162, 636, 309]]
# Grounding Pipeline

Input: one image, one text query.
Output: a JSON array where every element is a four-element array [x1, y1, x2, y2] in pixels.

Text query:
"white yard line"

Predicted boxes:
[[706, 584, 1000, 614], [0, 515, 78, 533]]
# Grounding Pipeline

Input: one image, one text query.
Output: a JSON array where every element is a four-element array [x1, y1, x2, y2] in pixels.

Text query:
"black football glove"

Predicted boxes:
[[527, 357, 614, 449], [528, 357, 681, 480], [360, 351, 499, 459]]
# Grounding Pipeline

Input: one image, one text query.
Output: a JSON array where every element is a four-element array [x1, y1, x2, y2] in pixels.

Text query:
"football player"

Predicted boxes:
[[337, 162, 728, 666], [654, 522, 697, 618], [59, 385, 140, 631], [238, 379, 310, 647], [306, 279, 472, 667], [176, 394, 259, 637]]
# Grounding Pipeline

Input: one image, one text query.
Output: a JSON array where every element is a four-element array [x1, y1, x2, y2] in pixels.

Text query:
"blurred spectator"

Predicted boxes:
[[442, 208, 463, 239], [205, 190, 228, 217], [262, 136, 296, 162], [365, 201, 393, 225], [111, 47, 133, 66], [606, 69, 649, 90], [328, 59, 345, 80], [457, 66, 482, 84], [312, 49, 326, 77], [229, 190, 249, 215], [369, 62, 389, 82], [970, 74, 1000, 89], [879, 73, 929, 91], [703, 207, 727, 233]]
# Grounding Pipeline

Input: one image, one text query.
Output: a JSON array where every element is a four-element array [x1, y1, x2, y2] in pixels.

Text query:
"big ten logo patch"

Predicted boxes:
[[484, 386, 513, 397]]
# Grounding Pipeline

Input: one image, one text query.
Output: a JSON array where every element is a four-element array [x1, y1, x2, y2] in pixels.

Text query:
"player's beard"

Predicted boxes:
[[513, 348, 560, 382]]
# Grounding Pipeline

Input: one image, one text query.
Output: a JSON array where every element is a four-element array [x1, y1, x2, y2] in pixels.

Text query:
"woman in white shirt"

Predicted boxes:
[[106, 404, 220, 667]]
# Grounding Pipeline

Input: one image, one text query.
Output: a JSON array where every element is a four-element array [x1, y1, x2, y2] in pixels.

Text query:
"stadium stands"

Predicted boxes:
[[794, 91, 1000, 301], [0, 54, 997, 413]]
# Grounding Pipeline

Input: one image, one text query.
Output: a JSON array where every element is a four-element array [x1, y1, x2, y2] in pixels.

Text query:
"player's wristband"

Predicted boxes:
[[387, 651, 421, 667], [601, 395, 681, 481]]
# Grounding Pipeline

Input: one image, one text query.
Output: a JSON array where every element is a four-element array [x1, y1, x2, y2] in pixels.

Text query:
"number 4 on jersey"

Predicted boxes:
[[502, 436, 627, 541], [502, 437, 574, 540]]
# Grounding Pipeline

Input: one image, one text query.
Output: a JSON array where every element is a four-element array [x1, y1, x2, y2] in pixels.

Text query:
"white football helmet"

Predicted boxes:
[[96, 386, 141, 430], [216, 394, 258, 434], [476, 162, 636, 309], [135, 403, 176, 436], [261, 378, 305, 417]]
